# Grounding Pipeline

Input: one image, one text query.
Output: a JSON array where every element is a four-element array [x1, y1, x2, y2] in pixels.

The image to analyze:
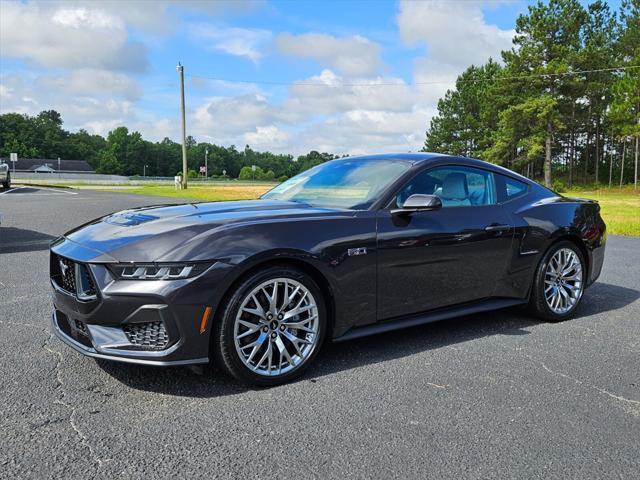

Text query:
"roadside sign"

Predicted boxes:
[[10, 153, 17, 162], [199, 166, 206, 174], [251, 165, 256, 172]]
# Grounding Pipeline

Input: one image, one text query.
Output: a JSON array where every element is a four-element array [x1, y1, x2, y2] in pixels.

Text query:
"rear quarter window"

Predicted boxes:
[[496, 174, 529, 203]]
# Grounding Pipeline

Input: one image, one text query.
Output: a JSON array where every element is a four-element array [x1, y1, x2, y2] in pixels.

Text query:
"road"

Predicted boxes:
[[1, 186, 639, 479]]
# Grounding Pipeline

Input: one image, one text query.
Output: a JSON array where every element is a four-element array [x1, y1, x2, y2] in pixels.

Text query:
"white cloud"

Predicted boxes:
[[411, 59, 464, 107], [193, 94, 284, 138], [0, 72, 147, 137], [36, 69, 141, 101], [96, 0, 262, 34], [284, 70, 415, 115], [0, 2, 147, 72], [294, 107, 431, 156], [397, 0, 514, 68], [189, 77, 263, 97], [243, 126, 291, 150], [51, 7, 123, 29], [146, 118, 175, 141], [191, 25, 272, 62], [0, 84, 11, 100], [188, 69, 430, 155], [10, 1, 262, 35], [276, 33, 383, 76]]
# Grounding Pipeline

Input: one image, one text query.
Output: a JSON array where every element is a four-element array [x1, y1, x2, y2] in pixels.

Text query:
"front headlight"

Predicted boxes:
[[108, 262, 212, 280]]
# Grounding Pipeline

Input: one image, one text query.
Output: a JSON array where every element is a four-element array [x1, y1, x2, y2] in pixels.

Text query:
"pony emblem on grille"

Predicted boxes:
[[59, 259, 71, 277]]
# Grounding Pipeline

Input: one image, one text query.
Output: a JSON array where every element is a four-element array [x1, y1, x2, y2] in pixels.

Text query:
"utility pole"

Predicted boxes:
[[205, 147, 209, 179], [144, 164, 148, 178], [177, 62, 188, 190], [635, 115, 639, 191], [635, 134, 638, 191]]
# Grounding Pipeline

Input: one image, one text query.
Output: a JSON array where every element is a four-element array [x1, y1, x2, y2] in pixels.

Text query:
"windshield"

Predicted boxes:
[[262, 158, 411, 209]]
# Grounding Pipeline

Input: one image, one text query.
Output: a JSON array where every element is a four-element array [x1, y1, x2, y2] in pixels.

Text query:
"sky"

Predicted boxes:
[[0, 0, 622, 156]]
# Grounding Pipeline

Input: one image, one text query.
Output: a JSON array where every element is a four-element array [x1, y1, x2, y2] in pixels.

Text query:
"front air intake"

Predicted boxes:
[[123, 322, 170, 350]]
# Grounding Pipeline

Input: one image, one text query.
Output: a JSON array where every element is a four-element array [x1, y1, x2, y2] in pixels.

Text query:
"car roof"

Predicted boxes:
[[339, 152, 539, 188], [342, 152, 448, 164]]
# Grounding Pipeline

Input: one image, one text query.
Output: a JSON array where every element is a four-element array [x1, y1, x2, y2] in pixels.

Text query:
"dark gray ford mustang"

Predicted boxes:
[[50, 153, 606, 386]]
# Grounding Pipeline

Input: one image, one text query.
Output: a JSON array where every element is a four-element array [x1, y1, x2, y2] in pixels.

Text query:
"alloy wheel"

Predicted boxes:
[[544, 247, 583, 314], [233, 278, 320, 376]]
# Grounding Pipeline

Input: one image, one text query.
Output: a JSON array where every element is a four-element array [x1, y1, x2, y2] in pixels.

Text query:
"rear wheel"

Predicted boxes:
[[2, 172, 10, 189], [214, 266, 326, 386], [529, 241, 585, 322]]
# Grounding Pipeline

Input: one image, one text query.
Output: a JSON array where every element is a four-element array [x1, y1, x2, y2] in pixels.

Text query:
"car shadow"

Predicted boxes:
[[0, 227, 56, 254], [574, 281, 640, 317], [96, 281, 639, 397]]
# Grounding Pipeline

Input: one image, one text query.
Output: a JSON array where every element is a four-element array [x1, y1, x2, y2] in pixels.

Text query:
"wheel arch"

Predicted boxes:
[[527, 233, 590, 321], [211, 254, 337, 346], [545, 233, 590, 282]]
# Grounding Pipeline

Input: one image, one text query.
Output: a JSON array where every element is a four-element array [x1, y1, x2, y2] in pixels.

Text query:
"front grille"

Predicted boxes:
[[50, 254, 97, 300], [123, 322, 169, 350], [58, 256, 76, 293]]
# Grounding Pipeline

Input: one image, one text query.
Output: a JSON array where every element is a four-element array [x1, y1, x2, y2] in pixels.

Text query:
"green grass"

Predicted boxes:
[[93, 183, 276, 202], [565, 188, 640, 236]]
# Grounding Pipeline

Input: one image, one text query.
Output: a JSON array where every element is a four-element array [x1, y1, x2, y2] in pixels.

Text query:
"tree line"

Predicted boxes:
[[0, 110, 338, 180], [424, 0, 639, 190]]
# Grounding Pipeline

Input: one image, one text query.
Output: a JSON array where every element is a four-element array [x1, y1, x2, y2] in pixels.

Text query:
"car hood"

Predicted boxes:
[[57, 199, 347, 263]]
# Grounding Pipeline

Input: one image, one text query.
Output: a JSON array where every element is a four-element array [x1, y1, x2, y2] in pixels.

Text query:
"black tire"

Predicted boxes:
[[214, 265, 327, 387], [529, 240, 586, 322], [2, 173, 10, 189]]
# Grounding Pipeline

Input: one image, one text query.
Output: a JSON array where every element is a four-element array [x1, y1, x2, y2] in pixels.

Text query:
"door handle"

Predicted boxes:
[[484, 224, 511, 233]]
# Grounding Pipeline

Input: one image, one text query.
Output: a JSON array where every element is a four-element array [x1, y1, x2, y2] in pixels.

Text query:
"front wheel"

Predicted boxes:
[[214, 266, 326, 387], [2, 172, 10, 189], [529, 241, 586, 322]]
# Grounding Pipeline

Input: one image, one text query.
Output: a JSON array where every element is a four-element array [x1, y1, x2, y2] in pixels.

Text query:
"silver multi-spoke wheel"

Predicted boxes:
[[544, 247, 583, 314], [233, 278, 320, 377]]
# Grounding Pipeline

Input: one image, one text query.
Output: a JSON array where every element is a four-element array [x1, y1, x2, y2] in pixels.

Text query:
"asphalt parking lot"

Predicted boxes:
[[1, 185, 638, 479]]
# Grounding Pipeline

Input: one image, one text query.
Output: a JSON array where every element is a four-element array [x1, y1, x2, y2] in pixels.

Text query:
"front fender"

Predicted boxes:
[[181, 213, 379, 338]]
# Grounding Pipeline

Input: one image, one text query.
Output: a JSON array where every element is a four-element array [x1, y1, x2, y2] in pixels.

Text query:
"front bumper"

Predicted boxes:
[[51, 310, 207, 366], [50, 244, 235, 366]]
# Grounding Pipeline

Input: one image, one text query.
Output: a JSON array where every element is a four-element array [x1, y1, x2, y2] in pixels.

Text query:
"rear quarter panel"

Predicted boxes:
[[499, 191, 606, 298]]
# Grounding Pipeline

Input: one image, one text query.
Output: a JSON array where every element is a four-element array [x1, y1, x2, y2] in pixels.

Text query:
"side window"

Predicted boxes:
[[495, 174, 528, 203], [396, 166, 496, 208]]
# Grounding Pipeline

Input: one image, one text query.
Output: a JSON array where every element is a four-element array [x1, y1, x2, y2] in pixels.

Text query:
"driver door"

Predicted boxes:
[[376, 165, 513, 321]]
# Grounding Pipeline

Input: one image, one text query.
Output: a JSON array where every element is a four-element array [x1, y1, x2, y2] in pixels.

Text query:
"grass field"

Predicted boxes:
[[97, 183, 276, 202], [19, 180, 639, 236]]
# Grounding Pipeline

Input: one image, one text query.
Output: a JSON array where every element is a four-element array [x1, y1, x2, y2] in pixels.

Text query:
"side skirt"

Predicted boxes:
[[333, 297, 527, 343]]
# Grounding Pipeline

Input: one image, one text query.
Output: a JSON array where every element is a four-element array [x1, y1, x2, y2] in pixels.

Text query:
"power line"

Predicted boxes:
[[187, 65, 639, 88]]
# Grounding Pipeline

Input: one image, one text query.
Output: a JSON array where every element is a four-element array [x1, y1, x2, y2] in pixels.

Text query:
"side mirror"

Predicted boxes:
[[391, 194, 442, 215]]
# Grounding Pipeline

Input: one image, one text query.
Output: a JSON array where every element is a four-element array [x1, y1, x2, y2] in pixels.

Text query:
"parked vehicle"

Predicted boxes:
[[0, 162, 10, 189], [50, 153, 606, 386]]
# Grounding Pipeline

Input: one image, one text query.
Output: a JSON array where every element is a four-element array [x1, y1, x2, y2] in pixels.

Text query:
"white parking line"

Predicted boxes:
[[0, 187, 24, 196], [0, 186, 78, 196], [37, 187, 78, 195]]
